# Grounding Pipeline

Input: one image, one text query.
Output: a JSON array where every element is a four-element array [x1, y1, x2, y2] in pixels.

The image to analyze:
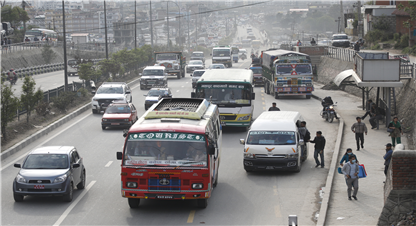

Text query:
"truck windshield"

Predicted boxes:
[[196, 83, 252, 106], [251, 68, 262, 74], [295, 65, 312, 74], [143, 70, 164, 76], [213, 49, 230, 57], [68, 60, 77, 66], [156, 54, 177, 61], [246, 131, 296, 145], [123, 132, 207, 167], [192, 53, 204, 57]]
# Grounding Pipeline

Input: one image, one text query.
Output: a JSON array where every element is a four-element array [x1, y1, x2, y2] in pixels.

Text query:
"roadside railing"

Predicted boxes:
[[1, 41, 63, 54], [324, 46, 356, 62]]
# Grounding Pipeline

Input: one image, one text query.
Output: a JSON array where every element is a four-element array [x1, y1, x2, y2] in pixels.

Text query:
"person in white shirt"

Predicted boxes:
[[342, 155, 359, 200]]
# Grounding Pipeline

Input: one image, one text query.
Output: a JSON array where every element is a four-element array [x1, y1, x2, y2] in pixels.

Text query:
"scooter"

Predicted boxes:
[[321, 103, 337, 123], [9, 77, 16, 85]]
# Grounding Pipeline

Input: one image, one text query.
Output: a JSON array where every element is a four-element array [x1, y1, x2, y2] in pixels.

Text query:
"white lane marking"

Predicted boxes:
[[176, 90, 179, 92], [1, 113, 92, 171], [181, 86, 184, 88], [105, 161, 113, 167], [53, 181, 96, 226], [274, 205, 282, 218]]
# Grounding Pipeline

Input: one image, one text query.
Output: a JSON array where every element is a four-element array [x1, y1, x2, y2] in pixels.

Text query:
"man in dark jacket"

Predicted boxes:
[[298, 121, 310, 158], [268, 102, 280, 111], [383, 143, 393, 176], [309, 131, 326, 168]]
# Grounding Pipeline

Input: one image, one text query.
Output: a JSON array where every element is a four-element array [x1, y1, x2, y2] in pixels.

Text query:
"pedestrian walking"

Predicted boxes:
[[361, 99, 374, 120], [298, 121, 311, 157], [354, 41, 360, 52], [339, 148, 359, 166], [310, 38, 316, 46], [309, 131, 326, 168], [351, 117, 367, 151], [342, 154, 359, 200], [383, 143, 393, 176], [296, 40, 302, 46], [268, 102, 280, 111], [388, 117, 403, 147]]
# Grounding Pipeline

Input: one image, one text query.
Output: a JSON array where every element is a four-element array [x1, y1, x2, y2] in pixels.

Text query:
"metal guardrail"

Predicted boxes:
[[15, 80, 85, 120], [1, 41, 63, 54], [324, 46, 356, 62]]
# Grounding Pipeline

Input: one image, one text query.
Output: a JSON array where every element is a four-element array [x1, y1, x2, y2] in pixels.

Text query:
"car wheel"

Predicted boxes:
[[102, 126, 106, 130], [92, 109, 97, 114], [295, 160, 301, 173], [181, 70, 185, 78], [128, 198, 140, 208], [13, 193, 24, 202], [140, 85, 144, 90], [197, 198, 208, 208], [77, 169, 86, 189], [63, 182, 73, 202]]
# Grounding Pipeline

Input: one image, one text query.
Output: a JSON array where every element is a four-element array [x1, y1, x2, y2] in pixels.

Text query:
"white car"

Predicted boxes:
[[91, 82, 132, 114], [144, 87, 172, 110], [186, 60, 204, 74]]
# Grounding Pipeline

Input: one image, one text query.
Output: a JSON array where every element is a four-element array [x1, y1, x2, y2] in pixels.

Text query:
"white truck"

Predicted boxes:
[[212, 46, 232, 68], [139, 66, 168, 90]]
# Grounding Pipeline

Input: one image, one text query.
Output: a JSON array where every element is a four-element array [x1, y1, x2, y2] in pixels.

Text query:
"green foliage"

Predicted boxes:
[[394, 35, 409, 49], [35, 100, 51, 116], [353, 20, 358, 29], [372, 16, 391, 31], [51, 92, 76, 112], [371, 43, 381, 50], [1, 80, 20, 140], [41, 45, 57, 64], [394, 33, 401, 41], [364, 29, 383, 44], [1, 5, 30, 27], [20, 76, 43, 123], [402, 45, 416, 55], [78, 63, 101, 83], [77, 87, 88, 97]]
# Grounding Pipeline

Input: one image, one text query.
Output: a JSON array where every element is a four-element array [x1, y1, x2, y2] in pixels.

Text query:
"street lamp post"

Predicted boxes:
[[163, 1, 181, 49]]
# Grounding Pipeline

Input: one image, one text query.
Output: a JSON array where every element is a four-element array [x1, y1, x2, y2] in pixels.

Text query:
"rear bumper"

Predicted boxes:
[[121, 190, 211, 200], [275, 87, 314, 95], [101, 121, 132, 128], [243, 158, 299, 171]]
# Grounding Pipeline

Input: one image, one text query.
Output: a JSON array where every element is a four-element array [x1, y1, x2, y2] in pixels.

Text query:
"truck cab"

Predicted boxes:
[[140, 66, 168, 90], [154, 52, 185, 79], [212, 46, 232, 68], [190, 51, 205, 64]]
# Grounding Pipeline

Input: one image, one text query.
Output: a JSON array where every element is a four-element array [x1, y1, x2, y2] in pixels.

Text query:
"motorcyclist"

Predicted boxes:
[[250, 53, 255, 59], [322, 96, 339, 119], [7, 68, 17, 85]]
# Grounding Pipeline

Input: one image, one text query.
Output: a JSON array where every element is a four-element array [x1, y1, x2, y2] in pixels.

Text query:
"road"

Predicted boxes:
[[10, 70, 83, 97], [1, 30, 338, 226]]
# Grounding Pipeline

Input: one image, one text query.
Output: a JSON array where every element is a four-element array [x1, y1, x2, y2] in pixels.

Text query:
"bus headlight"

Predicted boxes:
[[238, 115, 250, 121], [126, 182, 137, 188], [192, 183, 203, 189], [244, 153, 255, 158]]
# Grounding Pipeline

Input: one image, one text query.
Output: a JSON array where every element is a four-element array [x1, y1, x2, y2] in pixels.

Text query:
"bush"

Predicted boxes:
[[394, 35, 409, 49], [77, 87, 88, 97], [51, 91, 76, 112], [394, 33, 401, 41], [371, 43, 381, 50], [35, 100, 51, 116]]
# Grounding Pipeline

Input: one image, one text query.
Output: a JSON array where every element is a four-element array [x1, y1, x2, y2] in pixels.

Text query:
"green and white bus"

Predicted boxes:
[[191, 69, 255, 129]]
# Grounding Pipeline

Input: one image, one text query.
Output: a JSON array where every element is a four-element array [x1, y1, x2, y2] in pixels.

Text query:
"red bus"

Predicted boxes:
[[117, 98, 222, 208]]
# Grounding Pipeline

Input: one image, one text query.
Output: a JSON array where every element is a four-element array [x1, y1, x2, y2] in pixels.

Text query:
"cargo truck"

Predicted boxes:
[[261, 50, 314, 99]]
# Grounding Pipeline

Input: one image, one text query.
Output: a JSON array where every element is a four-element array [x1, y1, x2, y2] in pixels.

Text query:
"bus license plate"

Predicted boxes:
[[111, 123, 120, 125], [284, 88, 291, 92], [299, 87, 306, 91], [157, 195, 173, 199], [34, 185, 45, 189], [266, 166, 274, 170]]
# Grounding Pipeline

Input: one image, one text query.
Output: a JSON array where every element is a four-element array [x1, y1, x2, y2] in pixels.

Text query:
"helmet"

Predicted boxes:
[[10, 68, 14, 71]]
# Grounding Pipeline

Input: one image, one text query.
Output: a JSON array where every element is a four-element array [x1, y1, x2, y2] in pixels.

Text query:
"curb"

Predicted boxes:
[[1, 77, 141, 161], [316, 117, 344, 226]]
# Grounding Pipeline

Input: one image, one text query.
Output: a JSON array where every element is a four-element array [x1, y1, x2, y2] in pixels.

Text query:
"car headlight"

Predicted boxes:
[[102, 118, 108, 122], [16, 174, 27, 183], [244, 153, 255, 158], [238, 115, 251, 121], [192, 183, 203, 189], [126, 182, 137, 188], [92, 98, 98, 101], [53, 174, 68, 183], [285, 153, 298, 159]]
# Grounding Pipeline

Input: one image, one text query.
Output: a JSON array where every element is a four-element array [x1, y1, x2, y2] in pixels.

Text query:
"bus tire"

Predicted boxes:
[[177, 73, 181, 79], [197, 199, 208, 208], [306, 95, 311, 99], [213, 171, 218, 188], [128, 198, 140, 208], [274, 92, 279, 99]]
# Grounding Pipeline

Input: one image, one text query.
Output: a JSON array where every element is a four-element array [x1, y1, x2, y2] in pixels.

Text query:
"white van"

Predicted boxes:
[[239, 111, 308, 172]]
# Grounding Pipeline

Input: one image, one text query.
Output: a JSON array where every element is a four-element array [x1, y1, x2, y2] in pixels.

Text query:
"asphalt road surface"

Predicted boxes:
[[1, 30, 338, 226]]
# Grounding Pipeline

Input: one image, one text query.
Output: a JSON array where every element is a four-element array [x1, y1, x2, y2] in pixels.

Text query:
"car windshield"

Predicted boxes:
[[23, 154, 69, 169], [96, 86, 123, 94], [156, 54, 177, 61], [68, 60, 77, 65], [251, 68, 262, 74], [212, 49, 230, 57], [105, 105, 131, 114], [246, 131, 296, 145], [193, 71, 205, 77], [192, 53, 204, 57], [143, 69, 164, 76], [123, 132, 207, 167], [209, 64, 225, 69], [148, 90, 168, 96], [189, 61, 203, 65], [196, 83, 252, 106], [333, 35, 348, 40]]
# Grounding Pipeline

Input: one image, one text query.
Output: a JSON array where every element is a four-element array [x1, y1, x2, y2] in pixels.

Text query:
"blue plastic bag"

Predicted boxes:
[[358, 165, 367, 178], [337, 167, 342, 174]]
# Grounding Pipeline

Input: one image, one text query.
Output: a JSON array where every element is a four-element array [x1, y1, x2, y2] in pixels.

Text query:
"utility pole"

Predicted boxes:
[[22, 0, 26, 31], [187, 10, 190, 49], [62, 0, 68, 91], [357, 0, 362, 38], [53, 17, 55, 30], [104, 0, 108, 59], [340, 0, 344, 34], [195, 6, 198, 44], [150, 0, 154, 48], [135, 1, 137, 49], [167, 2, 169, 49], [226, 17, 228, 37]]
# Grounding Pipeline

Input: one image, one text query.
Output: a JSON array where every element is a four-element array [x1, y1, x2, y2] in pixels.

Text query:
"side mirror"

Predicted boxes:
[[132, 110, 136, 113], [91, 90, 96, 94], [123, 129, 129, 137], [14, 163, 21, 168], [239, 139, 245, 145], [299, 139, 305, 146], [252, 93, 255, 100], [72, 163, 80, 168], [191, 92, 196, 98], [207, 145, 216, 155], [139, 73, 142, 76], [126, 91, 131, 94], [117, 152, 123, 160]]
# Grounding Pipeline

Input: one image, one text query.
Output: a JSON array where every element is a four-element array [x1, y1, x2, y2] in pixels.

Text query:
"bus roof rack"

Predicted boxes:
[[144, 98, 210, 120]]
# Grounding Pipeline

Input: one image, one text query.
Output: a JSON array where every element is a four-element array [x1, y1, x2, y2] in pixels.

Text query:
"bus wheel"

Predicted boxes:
[[177, 73, 181, 79], [306, 95, 311, 99], [128, 198, 140, 208], [274, 92, 279, 99], [197, 199, 208, 208], [213, 172, 218, 188]]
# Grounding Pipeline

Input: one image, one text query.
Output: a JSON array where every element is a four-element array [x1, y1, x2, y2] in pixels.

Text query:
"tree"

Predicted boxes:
[[1, 5, 30, 28], [398, 1, 416, 47], [1, 80, 20, 140], [20, 76, 43, 123], [41, 45, 57, 64], [78, 63, 101, 84]]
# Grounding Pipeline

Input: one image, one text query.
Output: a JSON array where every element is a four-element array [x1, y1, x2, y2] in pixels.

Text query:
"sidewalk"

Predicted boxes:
[[312, 83, 408, 226]]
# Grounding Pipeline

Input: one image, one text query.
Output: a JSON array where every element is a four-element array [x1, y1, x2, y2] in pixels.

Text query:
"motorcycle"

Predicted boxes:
[[9, 76, 16, 85], [240, 54, 247, 60], [321, 102, 337, 123]]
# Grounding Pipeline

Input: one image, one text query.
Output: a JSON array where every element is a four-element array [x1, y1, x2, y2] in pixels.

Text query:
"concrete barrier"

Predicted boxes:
[[1, 77, 142, 161]]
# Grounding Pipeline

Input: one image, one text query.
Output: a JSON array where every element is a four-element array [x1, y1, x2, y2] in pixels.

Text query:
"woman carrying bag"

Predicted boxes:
[[388, 117, 403, 147], [339, 148, 359, 166]]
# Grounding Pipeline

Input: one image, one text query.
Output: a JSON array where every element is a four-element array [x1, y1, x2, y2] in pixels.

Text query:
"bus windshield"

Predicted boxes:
[[123, 132, 207, 167], [196, 83, 252, 106], [212, 49, 230, 57]]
